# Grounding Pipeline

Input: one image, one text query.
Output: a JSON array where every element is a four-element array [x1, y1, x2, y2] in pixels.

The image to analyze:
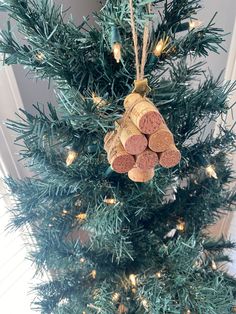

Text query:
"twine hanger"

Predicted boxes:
[[129, 0, 151, 82]]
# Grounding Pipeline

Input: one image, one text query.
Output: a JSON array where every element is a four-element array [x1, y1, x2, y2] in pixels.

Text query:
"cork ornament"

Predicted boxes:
[[103, 0, 181, 182]]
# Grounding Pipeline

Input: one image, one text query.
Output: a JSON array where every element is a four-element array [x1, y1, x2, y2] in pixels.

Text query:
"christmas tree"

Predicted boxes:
[[1, 0, 236, 313]]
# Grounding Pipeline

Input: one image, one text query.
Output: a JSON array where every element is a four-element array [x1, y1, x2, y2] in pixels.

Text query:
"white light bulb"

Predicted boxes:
[[189, 20, 203, 30]]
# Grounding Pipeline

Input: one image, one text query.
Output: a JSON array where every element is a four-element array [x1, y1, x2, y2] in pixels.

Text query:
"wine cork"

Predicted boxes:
[[108, 141, 135, 173], [124, 93, 163, 134], [129, 100, 163, 134], [136, 149, 159, 170], [104, 131, 116, 154], [128, 166, 155, 182], [115, 118, 123, 128], [148, 123, 174, 152], [120, 120, 147, 155], [124, 93, 143, 110], [159, 145, 181, 168]]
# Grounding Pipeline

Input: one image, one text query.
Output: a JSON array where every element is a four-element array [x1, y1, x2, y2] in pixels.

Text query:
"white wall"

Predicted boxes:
[[12, 0, 104, 112], [198, 0, 236, 77]]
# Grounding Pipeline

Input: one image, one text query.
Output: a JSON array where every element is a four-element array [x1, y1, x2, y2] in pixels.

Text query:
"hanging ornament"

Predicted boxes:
[[103, 90, 181, 182], [153, 37, 170, 57], [66, 149, 79, 166], [111, 25, 122, 63], [103, 1, 181, 183], [205, 165, 218, 179]]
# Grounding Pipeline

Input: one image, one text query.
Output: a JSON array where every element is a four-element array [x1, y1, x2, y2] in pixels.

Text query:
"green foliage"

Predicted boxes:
[[1, 0, 236, 313]]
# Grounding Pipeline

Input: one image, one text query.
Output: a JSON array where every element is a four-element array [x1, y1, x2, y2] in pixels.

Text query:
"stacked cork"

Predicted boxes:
[[104, 93, 181, 182]]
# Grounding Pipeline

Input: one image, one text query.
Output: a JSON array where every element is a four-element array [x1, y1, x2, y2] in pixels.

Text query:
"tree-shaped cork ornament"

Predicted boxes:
[[103, 79, 181, 182]]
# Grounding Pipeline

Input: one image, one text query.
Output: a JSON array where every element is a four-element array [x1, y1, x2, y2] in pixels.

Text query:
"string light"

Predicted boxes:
[[164, 228, 176, 239], [156, 271, 162, 278], [170, 46, 177, 54], [113, 42, 122, 63], [186, 310, 191, 314], [87, 304, 102, 312], [211, 260, 217, 270], [205, 165, 218, 179], [75, 213, 87, 221], [129, 274, 137, 286], [112, 292, 120, 302], [35, 51, 45, 61], [90, 270, 97, 279], [176, 219, 185, 231], [104, 198, 117, 205], [194, 259, 202, 268], [111, 25, 122, 63], [66, 150, 78, 166], [58, 298, 69, 305], [75, 199, 82, 207], [189, 19, 203, 30], [62, 209, 69, 216], [92, 92, 107, 108], [153, 37, 169, 57], [141, 298, 149, 310], [80, 258, 85, 263]]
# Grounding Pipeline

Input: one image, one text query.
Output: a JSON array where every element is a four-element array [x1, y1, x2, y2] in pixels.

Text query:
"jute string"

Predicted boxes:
[[129, 0, 151, 80]]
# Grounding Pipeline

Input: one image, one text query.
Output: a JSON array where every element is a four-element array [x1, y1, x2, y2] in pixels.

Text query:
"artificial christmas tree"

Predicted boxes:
[[0, 0, 236, 313]]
